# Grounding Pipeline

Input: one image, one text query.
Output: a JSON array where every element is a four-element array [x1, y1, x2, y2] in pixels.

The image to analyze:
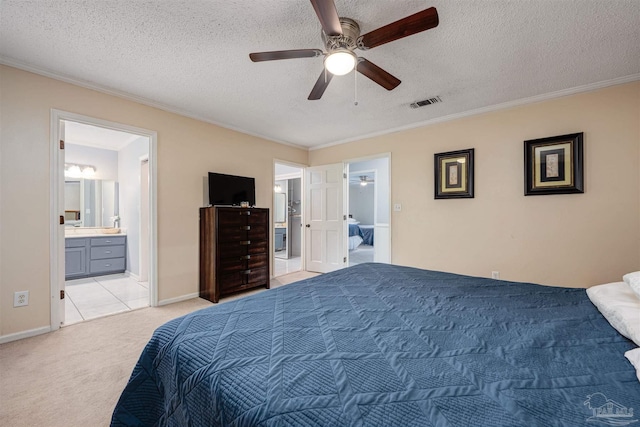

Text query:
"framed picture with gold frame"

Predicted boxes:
[[434, 148, 474, 199], [524, 133, 583, 196]]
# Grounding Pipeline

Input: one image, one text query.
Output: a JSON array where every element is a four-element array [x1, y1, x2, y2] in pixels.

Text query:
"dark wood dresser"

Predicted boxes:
[[199, 206, 270, 303]]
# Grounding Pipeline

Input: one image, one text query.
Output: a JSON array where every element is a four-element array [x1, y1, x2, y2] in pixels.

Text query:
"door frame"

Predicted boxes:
[[273, 159, 307, 276], [49, 109, 159, 330]]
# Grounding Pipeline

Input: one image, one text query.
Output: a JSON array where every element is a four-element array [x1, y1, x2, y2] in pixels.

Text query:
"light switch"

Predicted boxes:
[[393, 203, 402, 212]]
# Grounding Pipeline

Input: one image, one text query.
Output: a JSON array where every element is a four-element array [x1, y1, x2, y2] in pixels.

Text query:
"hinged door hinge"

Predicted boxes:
[[343, 215, 347, 220], [59, 139, 65, 149], [60, 290, 65, 299], [59, 215, 64, 225], [343, 173, 347, 179], [343, 257, 347, 263]]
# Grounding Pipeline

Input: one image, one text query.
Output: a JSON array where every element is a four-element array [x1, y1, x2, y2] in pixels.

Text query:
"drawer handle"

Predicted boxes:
[[240, 211, 251, 216], [241, 226, 251, 231], [105, 251, 112, 254], [105, 240, 112, 243], [240, 240, 251, 245], [241, 255, 251, 260], [242, 269, 251, 275], [105, 264, 111, 267]]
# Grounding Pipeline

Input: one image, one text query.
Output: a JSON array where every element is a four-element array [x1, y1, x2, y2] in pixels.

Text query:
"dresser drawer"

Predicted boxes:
[[247, 253, 268, 269], [247, 210, 268, 225], [90, 245, 125, 260], [247, 267, 268, 285], [247, 224, 267, 239], [91, 236, 126, 246], [218, 244, 247, 259], [217, 209, 249, 226], [219, 256, 246, 274], [218, 225, 248, 242], [89, 258, 125, 274], [218, 272, 244, 290], [248, 240, 268, 254]]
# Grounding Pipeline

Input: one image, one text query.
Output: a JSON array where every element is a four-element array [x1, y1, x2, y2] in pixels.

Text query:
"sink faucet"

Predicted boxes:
[[111, 215, 120, 228]]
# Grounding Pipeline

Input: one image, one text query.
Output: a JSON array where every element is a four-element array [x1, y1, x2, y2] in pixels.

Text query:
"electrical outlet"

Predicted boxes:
[[393, 203, 402, 212], [491, 271, 500, 279], [14, 291, 29, 307]]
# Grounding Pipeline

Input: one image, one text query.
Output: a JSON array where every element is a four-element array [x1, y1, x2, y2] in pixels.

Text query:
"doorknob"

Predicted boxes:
[[305, 224, 310, 228]]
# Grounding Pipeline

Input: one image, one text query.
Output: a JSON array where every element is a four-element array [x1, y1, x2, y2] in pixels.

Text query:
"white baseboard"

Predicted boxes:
[[158, 292, 199, 306], [0, 326, 51, 344], [124, 270, 141, 282]]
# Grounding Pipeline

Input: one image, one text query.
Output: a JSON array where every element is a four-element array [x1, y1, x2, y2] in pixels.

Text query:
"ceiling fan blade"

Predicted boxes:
[[356, 58, 401, 90], [249, 49, 323, 62], [309, 0, 342, 36], [308, 70, 333, 100], [358, 7, 439, 50]]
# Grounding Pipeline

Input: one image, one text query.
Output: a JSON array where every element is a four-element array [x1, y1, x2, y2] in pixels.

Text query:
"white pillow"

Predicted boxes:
[[586, 282, 640, 346], [623, 271, 640, 299], [625, 348, 640, 383]]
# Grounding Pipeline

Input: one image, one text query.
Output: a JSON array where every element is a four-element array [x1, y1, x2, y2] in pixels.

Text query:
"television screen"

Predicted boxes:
[[208, 172, 256, 206]]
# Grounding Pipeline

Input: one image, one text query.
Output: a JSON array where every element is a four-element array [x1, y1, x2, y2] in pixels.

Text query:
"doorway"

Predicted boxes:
[[50, 110, 158, 330], [274, 162, 304, 277], [346, 154, 391, 265], [303, 154, 391, 273]]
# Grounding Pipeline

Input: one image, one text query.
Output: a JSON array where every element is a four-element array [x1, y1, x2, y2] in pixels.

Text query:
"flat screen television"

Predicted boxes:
[[208, 172, 256, 207]]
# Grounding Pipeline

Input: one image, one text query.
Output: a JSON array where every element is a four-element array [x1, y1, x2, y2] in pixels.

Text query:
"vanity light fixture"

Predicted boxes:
[[65, 163, 96, 178], [274, 184, 282, 193]]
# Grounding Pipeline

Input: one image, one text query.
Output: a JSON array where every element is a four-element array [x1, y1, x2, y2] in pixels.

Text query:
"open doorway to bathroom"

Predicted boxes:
[[51, 111, 157, 329], [274, 162, 304, 277]]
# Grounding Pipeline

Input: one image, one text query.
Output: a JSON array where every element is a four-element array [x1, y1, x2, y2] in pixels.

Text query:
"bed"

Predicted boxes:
[[348, 223, 374, 249], [111, 263, 640, 426]]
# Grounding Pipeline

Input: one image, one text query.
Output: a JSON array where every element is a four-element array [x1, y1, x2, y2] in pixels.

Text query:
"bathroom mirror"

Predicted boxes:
[[64, 179, 118, 227], [274, 193, 287, 223]]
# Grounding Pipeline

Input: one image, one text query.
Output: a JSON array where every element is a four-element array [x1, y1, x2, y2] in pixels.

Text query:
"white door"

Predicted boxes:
[[58, 120, 66, 324], [304, 163, 346, 273]]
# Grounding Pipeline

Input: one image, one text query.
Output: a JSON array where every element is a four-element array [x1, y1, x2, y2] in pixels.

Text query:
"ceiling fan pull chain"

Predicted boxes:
[[354, 67, 358, 106]]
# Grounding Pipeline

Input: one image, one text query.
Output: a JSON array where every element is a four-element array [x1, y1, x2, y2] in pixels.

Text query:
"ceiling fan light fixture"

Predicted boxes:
[[324, 50, 356, 76]]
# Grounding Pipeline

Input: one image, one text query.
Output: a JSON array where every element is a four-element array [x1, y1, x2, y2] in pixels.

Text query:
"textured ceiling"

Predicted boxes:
[[65, 121, 141, 151], [1, 1, 638, 149]]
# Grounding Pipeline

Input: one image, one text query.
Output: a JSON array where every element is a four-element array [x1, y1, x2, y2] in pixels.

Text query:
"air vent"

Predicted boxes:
[[410, 96, 442, 109]]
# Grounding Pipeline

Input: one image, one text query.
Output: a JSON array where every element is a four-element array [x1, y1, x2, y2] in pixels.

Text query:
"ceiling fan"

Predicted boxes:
[[249, 0, 439, 100]]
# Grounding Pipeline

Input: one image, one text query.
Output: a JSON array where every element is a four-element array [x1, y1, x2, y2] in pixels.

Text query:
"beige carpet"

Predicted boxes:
[[0, 271, 318, 427]]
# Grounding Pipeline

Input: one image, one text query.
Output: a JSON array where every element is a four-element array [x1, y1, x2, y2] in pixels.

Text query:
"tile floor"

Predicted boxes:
[[274, 256, 301, 277], [64, 274, 149, 326], [349, 244, 374, 266]]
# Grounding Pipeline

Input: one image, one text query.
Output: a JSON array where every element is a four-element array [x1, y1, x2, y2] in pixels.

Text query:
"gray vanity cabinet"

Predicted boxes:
[[65, 239, 88, 279], [65, 236, 127, 279]]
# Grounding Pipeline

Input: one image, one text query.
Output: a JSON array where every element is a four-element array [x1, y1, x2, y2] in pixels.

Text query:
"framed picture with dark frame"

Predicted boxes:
[[524, 132, 583, 196], [434, 148, 474, 199]]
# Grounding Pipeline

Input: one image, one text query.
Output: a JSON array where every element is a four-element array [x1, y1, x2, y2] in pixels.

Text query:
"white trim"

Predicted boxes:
[[275, 172, 302, 181], [1, 57, 307, 150], [158, 293, 200, 306], [309, 74, 640, 151], [50, 110, 159, 334], [0, 326, 51, 344], [124, 271, 141, 282]]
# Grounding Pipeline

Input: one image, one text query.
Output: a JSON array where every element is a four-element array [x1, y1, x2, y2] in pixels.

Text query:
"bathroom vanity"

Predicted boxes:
[[65, 233, 127, 280]]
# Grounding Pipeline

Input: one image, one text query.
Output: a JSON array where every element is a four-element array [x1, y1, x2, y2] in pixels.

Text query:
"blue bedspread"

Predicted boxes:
[[111, 264, 640, 426]]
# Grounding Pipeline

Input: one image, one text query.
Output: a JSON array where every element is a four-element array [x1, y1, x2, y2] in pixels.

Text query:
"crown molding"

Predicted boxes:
[[310, 73, 640, 151]]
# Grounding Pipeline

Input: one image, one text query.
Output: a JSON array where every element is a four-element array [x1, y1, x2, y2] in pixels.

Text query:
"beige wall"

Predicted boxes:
[[311, 82, 640, 288], [0, 65, 308, 337]]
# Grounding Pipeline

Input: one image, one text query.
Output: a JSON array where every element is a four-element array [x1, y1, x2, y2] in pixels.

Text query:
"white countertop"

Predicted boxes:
[[65, 228, 126, 238]]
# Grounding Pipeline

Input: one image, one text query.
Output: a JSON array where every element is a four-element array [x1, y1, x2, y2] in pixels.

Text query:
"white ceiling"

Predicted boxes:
[[65, 120, 142, 150], [1, 1, 638, 149]]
